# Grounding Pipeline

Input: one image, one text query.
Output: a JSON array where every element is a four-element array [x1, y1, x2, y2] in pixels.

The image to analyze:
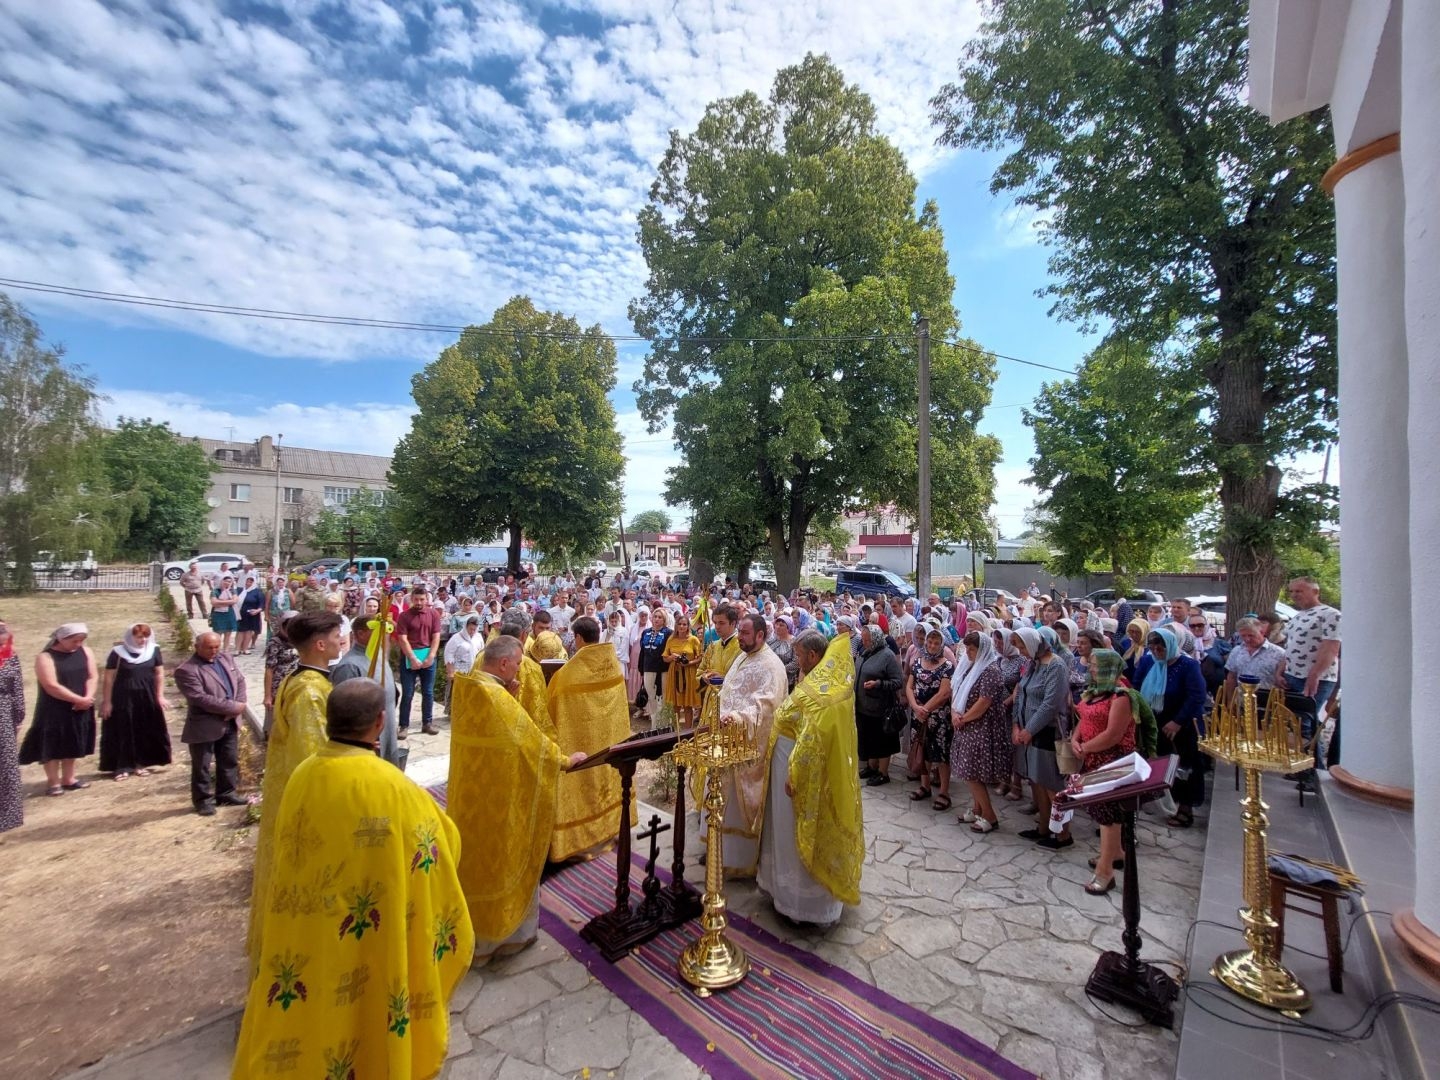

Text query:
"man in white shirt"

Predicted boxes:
[[1017, 588, 1038, 621], [1282, 577, 1341, 791]]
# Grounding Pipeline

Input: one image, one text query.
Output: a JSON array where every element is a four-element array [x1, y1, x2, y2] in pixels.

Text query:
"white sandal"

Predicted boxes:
[[970, 818, 998, 834]]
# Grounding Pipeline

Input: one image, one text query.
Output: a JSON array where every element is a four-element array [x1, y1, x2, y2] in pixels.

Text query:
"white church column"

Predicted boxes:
[[1398, 0, 1440, 973], [1325, 146, 1412, 798]]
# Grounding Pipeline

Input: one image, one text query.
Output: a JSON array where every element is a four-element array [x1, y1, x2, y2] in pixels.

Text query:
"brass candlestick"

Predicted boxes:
[[669, 719, 760, 996], [1199, 681, 1314, 1015]]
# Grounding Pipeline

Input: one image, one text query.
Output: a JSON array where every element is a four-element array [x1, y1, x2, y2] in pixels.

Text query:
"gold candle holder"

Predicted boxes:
[[1198, 680, 1315, 1015], [670, 719, 761, 996]]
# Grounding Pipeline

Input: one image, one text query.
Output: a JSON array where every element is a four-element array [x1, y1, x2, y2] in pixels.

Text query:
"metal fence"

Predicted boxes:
[[6, 565, 161, 592]]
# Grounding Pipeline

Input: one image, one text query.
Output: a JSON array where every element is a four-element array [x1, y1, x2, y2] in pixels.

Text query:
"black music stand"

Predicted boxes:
[[1056, 754, 1182, 1028]]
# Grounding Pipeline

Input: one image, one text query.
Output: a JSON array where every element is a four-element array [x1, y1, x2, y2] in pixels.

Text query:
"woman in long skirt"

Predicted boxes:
[[0, 621, 25, 832], [18, 623, 97, 796], [99, 623, 172, 780]]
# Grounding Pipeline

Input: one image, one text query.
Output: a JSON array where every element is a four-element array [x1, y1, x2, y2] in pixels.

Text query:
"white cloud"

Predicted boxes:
[[0, 0, 983, 359]]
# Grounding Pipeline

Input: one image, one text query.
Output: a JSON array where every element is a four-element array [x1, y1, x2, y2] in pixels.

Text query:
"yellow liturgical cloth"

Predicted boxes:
[[232, 742, 474, 1080]]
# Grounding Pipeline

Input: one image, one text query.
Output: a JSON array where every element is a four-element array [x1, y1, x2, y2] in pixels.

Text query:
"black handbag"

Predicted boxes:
[[883, 700, 909, 737]]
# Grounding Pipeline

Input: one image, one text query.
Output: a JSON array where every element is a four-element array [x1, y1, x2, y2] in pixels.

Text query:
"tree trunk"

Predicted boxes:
[[1211, 339, 1289, 623], [506, 521, 523, 573], [770, 506, 811, 596]]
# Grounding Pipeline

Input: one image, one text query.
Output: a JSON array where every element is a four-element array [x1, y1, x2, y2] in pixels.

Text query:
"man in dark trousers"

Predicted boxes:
[[173, 630, 248, 815]]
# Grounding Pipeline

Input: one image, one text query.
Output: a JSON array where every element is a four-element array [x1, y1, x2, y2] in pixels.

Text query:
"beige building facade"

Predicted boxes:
[[190, 435, 392, 563]]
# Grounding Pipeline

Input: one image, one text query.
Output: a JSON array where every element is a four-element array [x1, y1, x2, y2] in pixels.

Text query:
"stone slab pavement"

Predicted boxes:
[[73, 690, 1207, 1080]]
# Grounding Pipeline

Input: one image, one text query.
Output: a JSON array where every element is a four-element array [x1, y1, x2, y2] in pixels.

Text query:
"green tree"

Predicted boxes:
[[390, 298, 625, 572], [1023, 342, 1209, 591], [631, 54, 999, 594], [932, 1, 1338, 621], [0, 295, 122, 585], [627, 509, 673, 534], [806, 514, 851, 561], [309, 488, 441, 569], [101, 418, 214, 559]]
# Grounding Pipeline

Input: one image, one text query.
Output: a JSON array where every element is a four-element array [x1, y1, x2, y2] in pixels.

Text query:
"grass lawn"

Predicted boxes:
[[0, 590, 168, 713]]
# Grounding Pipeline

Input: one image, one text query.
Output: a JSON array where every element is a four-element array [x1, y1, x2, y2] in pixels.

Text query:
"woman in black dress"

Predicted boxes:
[[18, 622, 97, 796], [99, 623, 172, 780]]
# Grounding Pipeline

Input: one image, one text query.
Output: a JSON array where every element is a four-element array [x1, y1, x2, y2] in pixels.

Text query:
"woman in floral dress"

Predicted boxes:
[[951, 631, 1011, 833], [0, 621, 24, 832], [905, 627, 954, 810]]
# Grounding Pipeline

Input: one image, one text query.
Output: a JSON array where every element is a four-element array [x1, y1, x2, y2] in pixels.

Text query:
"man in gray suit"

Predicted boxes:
[[173, 631, 248, 815]]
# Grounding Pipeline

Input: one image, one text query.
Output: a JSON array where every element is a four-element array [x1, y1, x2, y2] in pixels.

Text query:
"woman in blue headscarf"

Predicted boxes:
[[1133, 627, 1208, 827]]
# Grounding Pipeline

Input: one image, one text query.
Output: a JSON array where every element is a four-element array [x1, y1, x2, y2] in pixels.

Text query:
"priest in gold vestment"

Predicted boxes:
[[446, 636, 583, 963], [546, 616, 634, 861], [758, 630, 863, 923], [524, 609, 567, 662], [246, 610, 344, 969], [233, 678, 474, 1080], [700, 612, 789, 876], [496, 614, 554, 739]]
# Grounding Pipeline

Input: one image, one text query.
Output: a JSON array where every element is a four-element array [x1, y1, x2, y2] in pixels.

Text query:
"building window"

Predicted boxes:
[[282, 517, 301, 537], [324, 485, 360, 507], [283, 487, 304, 504], [228, 516, 251, 535], [229, 483, 251, 502]]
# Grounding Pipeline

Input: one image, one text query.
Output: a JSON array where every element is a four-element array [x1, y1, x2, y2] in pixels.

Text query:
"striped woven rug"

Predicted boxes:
[[540, 851, 1035, 1080]]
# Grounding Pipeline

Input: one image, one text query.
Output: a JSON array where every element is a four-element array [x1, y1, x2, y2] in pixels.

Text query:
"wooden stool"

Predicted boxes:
[[1269, 870, 1346, 993]]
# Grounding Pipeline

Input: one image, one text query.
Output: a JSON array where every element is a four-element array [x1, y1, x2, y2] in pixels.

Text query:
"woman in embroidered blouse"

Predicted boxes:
[[1070, 649, 1136, 894]]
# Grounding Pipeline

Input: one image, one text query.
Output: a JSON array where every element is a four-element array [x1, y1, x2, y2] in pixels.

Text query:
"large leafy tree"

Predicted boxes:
[[932, 1, 1338, 620], [0, 295, 122, 584], [390, 297, 625, 572], [307, 487, 440, 568], [632, 54, 1000, 593], [627, 509, 673, 534], [1024, 341, 1209, 589], [101, 418, 214, 559]]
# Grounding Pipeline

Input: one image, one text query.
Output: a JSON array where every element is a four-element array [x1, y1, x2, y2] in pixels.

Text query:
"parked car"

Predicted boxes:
[[835, 567, 915, 600], [818, 562, 850, 577], [1186, 595, 1296, 634], [586, 559, 609, 576], [854, 562, 887, 572], [630, 559, 669, 584], [961, 588, 1020, 610], [298, 557, 347, 576], [28, 550, 99, 580], [325, 557, 390, 580], [1086, 587, 1167, 607], [162, 552, 248, 582]]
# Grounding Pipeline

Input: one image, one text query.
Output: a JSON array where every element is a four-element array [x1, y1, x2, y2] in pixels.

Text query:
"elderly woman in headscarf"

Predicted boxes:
[[1054, 617, 1089, 695], [1134, 627, 1208, 828], [905, 625, 955, 807], [0, 620, 25, 831], [1121, 616, 1152, 686], [992, 627, 1028, 803], [99, 623, 172, 780], [1010, 625, 1073, 848], [950, 630, 1010, 833], [1069, 648, 1139, 894], [769, 614, 799, 691], [856, 624, 903, 786], [18, 623, 97, 796]]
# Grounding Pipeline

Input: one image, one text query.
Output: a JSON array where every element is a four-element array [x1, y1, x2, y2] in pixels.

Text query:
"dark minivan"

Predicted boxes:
[[835, 567, 916, 600]]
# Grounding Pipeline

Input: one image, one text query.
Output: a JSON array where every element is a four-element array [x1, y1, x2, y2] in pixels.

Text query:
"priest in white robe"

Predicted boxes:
[[700, 610, 789, 876]]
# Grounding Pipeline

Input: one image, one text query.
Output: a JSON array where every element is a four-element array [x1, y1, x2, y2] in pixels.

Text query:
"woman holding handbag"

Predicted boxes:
[[855, 625, 903, 787]]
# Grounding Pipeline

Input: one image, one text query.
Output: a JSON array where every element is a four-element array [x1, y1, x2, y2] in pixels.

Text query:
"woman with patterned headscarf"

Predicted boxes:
[[1070, 650, 1137, 894]]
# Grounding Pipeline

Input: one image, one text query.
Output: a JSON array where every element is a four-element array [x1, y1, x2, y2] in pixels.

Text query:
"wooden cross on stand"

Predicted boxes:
[[636, 813, 671, 920]]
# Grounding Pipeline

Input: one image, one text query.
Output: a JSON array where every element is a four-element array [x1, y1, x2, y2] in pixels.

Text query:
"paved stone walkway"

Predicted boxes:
[[114, 597, 1208, 1080]]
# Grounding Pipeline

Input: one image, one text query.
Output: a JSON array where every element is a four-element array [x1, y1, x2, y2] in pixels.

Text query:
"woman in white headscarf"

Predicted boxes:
[[950, 630, 1009, 833], [99, 623, 172, 780], [18, 623, 97, 796]]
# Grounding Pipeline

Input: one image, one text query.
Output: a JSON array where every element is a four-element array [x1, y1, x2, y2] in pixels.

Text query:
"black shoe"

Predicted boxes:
[[1296, 771, 1319, 794], [859, 767, 878, 780], [1018, 828, 1044, 841], [866, 774, 891, 786], [195, 804, 217, 817], [1036, 835, 1074, 850], [216, 795, 248, 806], [1283, 770, 1304, 782]]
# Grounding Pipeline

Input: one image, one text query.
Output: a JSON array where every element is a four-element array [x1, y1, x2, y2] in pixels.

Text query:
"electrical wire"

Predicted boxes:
[[0, 275, 1078, 373]]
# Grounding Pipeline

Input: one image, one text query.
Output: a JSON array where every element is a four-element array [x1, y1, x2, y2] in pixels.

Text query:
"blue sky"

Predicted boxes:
[[0, 0, 1102, 537]]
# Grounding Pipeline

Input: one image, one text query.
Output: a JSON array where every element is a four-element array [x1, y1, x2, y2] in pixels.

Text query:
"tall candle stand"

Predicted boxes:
[[1198, 680, 1314, 1015], [669, 718, 760, 996]]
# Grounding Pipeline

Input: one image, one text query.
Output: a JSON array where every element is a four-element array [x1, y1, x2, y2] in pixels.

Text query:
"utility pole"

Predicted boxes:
[[345, 521, 360, 566], [271, 434, 284, 571], [916, 317, 932, 602], [616, 513, 630, 570]]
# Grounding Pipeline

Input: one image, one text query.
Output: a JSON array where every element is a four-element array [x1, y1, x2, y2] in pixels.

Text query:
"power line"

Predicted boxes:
[[0, 275, 1077, 374]]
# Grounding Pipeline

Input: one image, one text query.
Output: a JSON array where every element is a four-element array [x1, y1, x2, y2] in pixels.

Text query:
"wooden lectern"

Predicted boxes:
[[1056, 754, 1182, 1028], [568, 727, 704, 960]]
